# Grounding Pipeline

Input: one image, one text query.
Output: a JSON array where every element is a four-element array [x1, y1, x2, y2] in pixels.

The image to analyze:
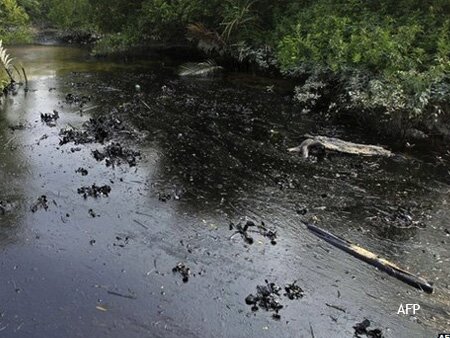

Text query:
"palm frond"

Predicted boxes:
[[178, 60, 223, 77], [0, 40, 13, 70], [0, 40, 16, 83]]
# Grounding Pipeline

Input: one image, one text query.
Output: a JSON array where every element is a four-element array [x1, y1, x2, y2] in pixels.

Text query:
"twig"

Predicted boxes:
[[133, 219, 148, 229], [135, 211, 153, 217], [309, 322, 315, 338], [107, 290, 137, 299], [325, 303, 346, 313], [140, 99, 152, 110]]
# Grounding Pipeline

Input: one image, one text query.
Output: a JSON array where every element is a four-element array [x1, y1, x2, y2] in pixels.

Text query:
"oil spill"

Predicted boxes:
[[40, 110, 60, 126], [172, 262, 191, 283], [30, 195, 49, 212], [77, 184, 112, 198], [0, 44, 448, 338], [230, 220, 277, 245], [353, 319, 384, 338], [92, 142, 140, 167], [75, 167, 88, 176]]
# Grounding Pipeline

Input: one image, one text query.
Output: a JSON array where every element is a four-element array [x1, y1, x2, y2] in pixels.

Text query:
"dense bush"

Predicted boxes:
[[275, 0, 449, 136], [46, 0, 93, 30], [0, 0, 29, 91]]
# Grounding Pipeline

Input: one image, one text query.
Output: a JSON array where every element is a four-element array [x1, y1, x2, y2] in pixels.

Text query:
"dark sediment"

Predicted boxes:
[[353, 319, 384, 338], [30, 195, 49, 213], [77, 184, 111, 199], [172, 262, 191, 283], [92, 142, 140, 167]]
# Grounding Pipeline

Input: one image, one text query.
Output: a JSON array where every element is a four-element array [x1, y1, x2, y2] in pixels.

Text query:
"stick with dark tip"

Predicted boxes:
[[305, 222, 433, 294]]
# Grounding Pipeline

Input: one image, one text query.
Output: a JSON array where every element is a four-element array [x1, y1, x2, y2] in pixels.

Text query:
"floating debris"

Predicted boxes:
[[245, 279, 304, 319], [95, 305, 108, 312], [75, 167, 88, 176], [288, 135, 393, 159], [40, 110, 59, 126], [245, 280, 283, 319], [158, 192, 172, 202], [92, 142, 140, 167], [65, 93, 90, 105], [284, 281, 304, 300], [107, 290, 137, 300], [258, 221, 278, 245], [306, 223, 433, 293], [77, 184, 111, 199], [353, 319, 384, 338], [230, 220, 254, 244], [59, 115, 127, 146], [84, 116, 125, 143], [230, 220, 277, 245], [380, 206, 425, 229], [59, 128, 93, 145], [37, 134, 48, 145], [113, 235, 130, 248], [325, 303, 346, 313], [31, 195, 49, 213], [172, 262, 190, 283]]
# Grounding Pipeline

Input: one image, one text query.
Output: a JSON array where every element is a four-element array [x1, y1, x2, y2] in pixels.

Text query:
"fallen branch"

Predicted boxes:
[[306, 223, 433, 293], [288, 135, 393, 158]]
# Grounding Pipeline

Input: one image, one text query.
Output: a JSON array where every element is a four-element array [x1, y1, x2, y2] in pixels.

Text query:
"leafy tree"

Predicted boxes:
[[45, 0, 92, 30], [0, 0, 30, 43]]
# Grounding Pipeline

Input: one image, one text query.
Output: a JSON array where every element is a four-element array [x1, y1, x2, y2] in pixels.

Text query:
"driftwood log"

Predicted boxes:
[[288, 135, 393, 158], [306, 223, 433, 293]]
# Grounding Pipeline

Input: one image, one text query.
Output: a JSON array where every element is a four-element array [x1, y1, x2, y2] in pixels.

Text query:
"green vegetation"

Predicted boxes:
[[0, 40, 14, 90], [45, 0, 92, 30], [1, 0, 449, 137], [0, 0, 31, 90], [0, 0, 31, 43], [275, 1, 450, 136], [0, 39, 26, 92]]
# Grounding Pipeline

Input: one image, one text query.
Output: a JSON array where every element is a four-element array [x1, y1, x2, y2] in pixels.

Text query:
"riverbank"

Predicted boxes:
[[91, 39, 450, 147], [2, 29, 449, 151]]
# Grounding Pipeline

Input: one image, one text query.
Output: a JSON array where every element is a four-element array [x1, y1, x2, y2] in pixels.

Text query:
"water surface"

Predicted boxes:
[[0, 45, 449, 337]]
